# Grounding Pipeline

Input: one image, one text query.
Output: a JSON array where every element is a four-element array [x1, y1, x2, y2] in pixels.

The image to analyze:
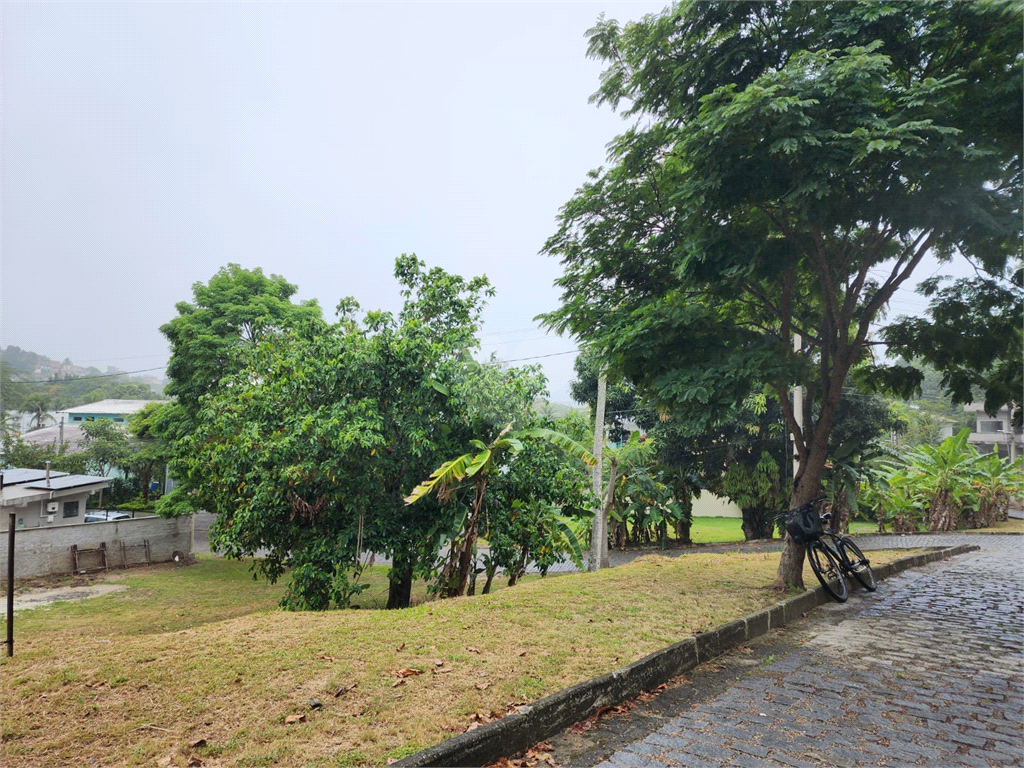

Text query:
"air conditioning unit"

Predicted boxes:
[[46, 501, 59, 513]]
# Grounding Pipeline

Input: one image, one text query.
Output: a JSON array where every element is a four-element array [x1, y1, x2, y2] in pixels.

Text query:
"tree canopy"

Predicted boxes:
[[541, 1, 1022, 587]]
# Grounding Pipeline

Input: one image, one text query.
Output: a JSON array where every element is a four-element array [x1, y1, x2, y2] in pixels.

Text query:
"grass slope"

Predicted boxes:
[[2, 547, 919, 767]]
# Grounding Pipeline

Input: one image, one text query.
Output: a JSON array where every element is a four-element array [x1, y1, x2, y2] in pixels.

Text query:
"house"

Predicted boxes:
[[964, 403, 1022, 461], [19, 422, 88, 453], [58, 399, 152, 426], [0, 467, 109, 531]]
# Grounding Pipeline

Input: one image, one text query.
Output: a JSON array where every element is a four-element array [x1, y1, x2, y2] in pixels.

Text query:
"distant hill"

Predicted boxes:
[[1, 346, 166, 411]]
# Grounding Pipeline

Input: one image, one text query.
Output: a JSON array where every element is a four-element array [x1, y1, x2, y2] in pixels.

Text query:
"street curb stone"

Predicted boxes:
[[391, 543, 980, 767]]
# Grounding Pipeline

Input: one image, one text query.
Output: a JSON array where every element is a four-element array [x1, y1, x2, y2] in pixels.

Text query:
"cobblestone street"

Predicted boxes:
[[558, 535, 1023, 767]]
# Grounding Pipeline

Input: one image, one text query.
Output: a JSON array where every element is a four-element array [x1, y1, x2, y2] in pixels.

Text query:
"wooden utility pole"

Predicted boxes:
[[588, 371, 607, 571]]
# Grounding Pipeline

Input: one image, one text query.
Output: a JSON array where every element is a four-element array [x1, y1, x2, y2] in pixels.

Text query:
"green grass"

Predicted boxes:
[[1, 546, 920, 768], [688, 516, 877, 544]]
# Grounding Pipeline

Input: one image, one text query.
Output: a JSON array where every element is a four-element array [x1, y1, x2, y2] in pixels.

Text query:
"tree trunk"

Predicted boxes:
[[928, 491, 958, 531], [741, 507, 773, 540], [675, 517, 692, 545], [454, 480, 488, 597], [386, 562, 413, 609]]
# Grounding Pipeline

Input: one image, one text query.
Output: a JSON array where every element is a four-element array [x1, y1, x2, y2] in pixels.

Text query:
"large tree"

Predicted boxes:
[[541, 1, 1022, 588], [178, 256, 548, 610], [156, 264, 325, 517]]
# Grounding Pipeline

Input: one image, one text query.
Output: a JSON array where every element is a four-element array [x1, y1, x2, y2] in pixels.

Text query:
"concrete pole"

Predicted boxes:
[[793, 333, 803, 482], [588, 371, 607, 571]]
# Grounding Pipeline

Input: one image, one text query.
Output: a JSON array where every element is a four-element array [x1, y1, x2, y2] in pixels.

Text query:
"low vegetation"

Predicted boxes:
[[3, 547, 921, 767]]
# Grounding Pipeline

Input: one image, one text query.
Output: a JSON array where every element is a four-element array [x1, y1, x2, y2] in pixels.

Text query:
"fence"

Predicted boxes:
[[0, 515, 191, 582]]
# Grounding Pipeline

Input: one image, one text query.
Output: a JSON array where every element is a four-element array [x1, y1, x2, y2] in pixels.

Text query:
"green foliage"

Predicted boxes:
[[879, 269, 1023, 423], [79, 419, 131, 477], [540, 1, 1021, 586], [178, 256, 558, 610], [866, 429, 1021, 532], [406, 422, 595, 597], [161, 264, 325, 412], [0, 434, 87, 474]]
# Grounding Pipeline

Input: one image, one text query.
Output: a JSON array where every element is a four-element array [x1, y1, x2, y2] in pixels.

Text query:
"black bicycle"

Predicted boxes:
[[775, 498, 877, 603]]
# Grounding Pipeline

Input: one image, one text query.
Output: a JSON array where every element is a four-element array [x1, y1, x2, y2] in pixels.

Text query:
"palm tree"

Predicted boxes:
[[22, 393, 54, 431]]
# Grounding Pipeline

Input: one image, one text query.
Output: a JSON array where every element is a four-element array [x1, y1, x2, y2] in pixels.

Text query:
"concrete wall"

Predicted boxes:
[[692, 493, 743, 519], [0, 515, 191, 581]]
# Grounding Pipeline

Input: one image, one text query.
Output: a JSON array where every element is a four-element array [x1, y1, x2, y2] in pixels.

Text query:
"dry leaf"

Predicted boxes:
[[387, 760, 398, 766], [475, 682, 490, 690], [157, 757, 173, 768], [284, 715, 306, 724], [466, 721, 483, 732], [433, 668, 453, 675], [466, 647, 481, 654], [397, 668, 423, 677], [534, 742, 554, 752], [188, 738, 207, 749], [187, 759, 204, 768], [434, 659, 445, 667], [518, 651, 527, 657], [396, 643, 405, 652], [318, 654, 337, 662], [391, 679, 406, 688], [333, 683, 357, 697]]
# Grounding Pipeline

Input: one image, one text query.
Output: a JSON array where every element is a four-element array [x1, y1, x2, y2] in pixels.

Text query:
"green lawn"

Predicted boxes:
[[689, 516, 877, 544]]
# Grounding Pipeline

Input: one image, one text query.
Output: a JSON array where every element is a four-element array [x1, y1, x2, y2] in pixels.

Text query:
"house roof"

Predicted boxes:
[[1, 468, 70, 485], [23, 474, 109, 491], [0, 467, 108, 507], [19, 423, 88, 452], [59, 399, 153, 416], [963, 402, 1012, 414]]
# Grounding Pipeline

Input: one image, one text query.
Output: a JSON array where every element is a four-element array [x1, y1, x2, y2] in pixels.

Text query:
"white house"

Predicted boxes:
[[0, 467, 109, 531], [963, 403, 1022, 461]]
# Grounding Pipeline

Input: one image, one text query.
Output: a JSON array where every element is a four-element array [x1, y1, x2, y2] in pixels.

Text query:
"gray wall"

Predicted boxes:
[[0, 515, 191, 581]]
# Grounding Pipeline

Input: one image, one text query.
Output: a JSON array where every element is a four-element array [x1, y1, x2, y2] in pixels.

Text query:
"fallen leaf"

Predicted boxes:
[[333, 684, 357, 697], [433, 668, 453, 675], [188, 739, 207, 749], [396, 643, 405, 652], [157, 757, 173, 768], [476, 682, 491, 690], [466, 647, 481, 654], [318, 654, 337, 662], [387, 759, 398, 766], [534, 742, 554, 752], [434, 659, 445, 667], [466, 721, 483, 732], [231, 678, 241, 685], [518, 651, 527, 657], [187, 759, 203, 768], [391, 679, 406, 688], [284, 715, 306, 724], [397, 668, 423, 677]]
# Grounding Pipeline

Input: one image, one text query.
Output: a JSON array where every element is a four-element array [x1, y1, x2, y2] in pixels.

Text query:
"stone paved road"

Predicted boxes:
[[577, 535, 1023, 767]]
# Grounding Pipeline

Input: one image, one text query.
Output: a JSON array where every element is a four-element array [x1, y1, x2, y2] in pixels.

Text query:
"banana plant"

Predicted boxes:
[[405, 425, 595, 597]]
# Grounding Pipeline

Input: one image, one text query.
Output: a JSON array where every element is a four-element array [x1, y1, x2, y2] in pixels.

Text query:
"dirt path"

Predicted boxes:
[[12, 583, 127, 611]]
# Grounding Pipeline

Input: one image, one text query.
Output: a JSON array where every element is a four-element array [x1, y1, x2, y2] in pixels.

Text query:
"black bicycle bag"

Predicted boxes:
[[786, 502, 823, 544]]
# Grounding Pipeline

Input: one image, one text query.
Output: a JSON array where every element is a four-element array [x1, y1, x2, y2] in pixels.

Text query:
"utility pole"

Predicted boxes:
[[793, 333, 803, 484], [588, 371, 607, 571]]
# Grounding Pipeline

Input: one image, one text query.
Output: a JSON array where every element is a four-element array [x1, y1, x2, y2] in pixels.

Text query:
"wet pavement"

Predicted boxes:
[[544, 535, 1023, 767]]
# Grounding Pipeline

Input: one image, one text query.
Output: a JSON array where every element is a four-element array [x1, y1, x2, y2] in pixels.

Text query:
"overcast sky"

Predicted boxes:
[[2, 1, 961, 404]]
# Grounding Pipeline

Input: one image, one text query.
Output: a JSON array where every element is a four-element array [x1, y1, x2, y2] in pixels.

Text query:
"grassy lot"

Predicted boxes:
[[1, 547, 921, 768], [687, 516, 877, 544]]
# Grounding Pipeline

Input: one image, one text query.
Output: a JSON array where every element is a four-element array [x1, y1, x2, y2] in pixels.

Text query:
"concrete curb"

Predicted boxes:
[[392, 543, 980, 767]]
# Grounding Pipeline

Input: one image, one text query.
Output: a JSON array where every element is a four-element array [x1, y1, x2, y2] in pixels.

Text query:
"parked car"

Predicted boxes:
[[84, 511, 133, 523]]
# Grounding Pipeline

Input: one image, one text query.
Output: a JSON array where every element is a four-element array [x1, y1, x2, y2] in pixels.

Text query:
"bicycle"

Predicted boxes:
[[774, 498, 877, 603]]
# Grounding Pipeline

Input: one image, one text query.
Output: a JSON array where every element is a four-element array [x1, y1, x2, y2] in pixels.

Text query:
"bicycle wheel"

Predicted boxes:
[[806, 540, 849, 602], [837, 537, 877, 592]]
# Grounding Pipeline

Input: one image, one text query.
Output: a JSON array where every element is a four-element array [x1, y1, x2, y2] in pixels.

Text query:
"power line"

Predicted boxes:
[[483, 349, 579, 366], [10, 366, 166, 385]]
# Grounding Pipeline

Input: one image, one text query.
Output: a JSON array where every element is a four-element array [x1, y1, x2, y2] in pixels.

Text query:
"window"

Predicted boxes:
[[63, 500, 80, 518], [979, 420, 1004, 434], [71, 415, 83, 422], [114, 418, 124, 423]]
